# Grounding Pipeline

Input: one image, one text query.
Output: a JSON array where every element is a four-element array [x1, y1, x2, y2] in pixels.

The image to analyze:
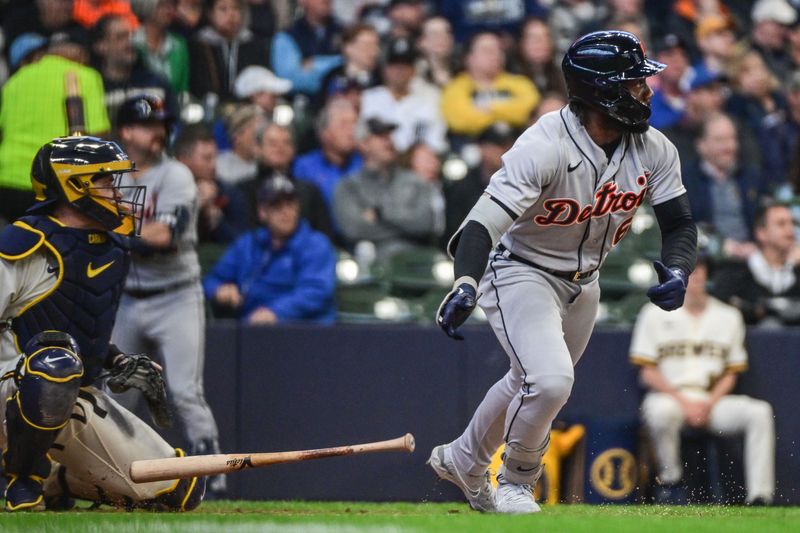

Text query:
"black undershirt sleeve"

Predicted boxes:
[[453, 220, 494, 284], [652, 193, 698, 275]]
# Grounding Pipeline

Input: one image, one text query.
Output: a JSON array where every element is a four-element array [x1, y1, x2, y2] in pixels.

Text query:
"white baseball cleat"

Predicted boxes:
[[495, 479, 541, 514], [427, 443, 496, 512]]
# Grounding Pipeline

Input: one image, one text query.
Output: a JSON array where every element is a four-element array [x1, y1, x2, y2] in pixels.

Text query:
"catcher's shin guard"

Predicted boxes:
[[148, 449, 206, 511], [3, 332, 83, 511]]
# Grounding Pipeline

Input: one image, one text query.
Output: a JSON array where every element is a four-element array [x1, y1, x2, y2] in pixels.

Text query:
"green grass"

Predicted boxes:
[[0, 501, 798, 532]]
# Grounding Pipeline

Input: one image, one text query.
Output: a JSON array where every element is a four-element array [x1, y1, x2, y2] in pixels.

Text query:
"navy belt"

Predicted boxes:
[[124, 279, 196, 299], [496, 244, 596, 283]]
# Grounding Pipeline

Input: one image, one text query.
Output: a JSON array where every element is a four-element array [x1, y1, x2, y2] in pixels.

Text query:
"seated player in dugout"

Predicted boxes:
[[630, 254, 775, 505], [0, 137, 205, 511]]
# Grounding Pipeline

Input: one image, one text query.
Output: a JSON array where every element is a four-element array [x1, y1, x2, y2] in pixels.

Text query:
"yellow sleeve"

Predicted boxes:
[[440, 74, 495, 136], [489, 74, 540, 128]]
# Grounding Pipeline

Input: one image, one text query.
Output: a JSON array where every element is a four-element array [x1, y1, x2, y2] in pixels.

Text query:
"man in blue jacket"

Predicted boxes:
[[203, 176, 337, 324]]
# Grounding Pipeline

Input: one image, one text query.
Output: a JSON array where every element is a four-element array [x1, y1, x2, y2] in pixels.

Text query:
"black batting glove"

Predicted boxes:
[[647, 261, 688, 311], [436, 283, 477, 340]]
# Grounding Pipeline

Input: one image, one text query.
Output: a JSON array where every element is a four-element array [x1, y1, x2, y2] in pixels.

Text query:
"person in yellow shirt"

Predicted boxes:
[[441, 31, 539, 138], [0, 38, 110, 224]]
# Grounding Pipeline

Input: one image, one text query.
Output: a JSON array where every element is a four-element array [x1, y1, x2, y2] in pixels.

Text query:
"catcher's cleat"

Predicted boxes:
[[4, 475, 46, 512], [495, 475, 541, 514], [428, 443, 496, 512]]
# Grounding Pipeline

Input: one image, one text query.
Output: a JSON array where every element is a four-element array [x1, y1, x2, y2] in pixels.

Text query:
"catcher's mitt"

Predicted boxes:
[[107, 353, 172, 428]]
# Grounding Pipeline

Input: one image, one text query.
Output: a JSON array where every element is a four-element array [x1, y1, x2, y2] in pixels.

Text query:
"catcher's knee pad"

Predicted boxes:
[[152, 449, 206, 511], [16, 331, 84, 430]]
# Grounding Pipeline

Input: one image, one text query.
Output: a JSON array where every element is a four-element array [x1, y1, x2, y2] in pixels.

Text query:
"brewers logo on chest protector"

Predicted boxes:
[[487, 107, 685, 273]]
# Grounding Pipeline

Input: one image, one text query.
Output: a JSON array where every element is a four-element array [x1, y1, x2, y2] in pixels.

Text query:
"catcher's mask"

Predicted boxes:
[[562, 30, 665, 127], [28, 136, 145, 236]]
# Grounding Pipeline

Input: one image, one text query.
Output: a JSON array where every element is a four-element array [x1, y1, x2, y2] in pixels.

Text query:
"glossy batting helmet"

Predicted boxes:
[[28, 136, 145, 235], [562, 31, 665, 126], [116, 94, 173, 129]]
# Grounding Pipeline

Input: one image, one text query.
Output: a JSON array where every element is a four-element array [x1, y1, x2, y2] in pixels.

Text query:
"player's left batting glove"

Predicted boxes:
[[647, 261, 688, 311], [437, 283, 477, 340], [107, 352, 173, 428]]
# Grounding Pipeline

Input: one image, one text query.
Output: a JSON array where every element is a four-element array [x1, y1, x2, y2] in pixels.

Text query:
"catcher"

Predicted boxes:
[[0, 136, 205, 511]]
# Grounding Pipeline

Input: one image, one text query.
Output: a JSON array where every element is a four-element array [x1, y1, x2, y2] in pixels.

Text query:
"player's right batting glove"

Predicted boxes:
[[646, 261, 688, 311], [107, 353, 173, 428], [437, 283, 477, 340]]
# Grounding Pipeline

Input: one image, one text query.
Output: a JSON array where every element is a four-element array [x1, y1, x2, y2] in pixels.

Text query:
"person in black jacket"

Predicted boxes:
[[712, 201, 800, 325]]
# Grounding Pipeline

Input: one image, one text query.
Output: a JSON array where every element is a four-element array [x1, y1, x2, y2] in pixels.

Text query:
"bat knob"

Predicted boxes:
[[404, 433, 416, 453]]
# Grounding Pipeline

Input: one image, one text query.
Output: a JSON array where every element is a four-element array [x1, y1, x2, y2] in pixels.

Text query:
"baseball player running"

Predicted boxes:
[[0, 136, 204, 511], [430, 31, 698, 513], [110, 95, 226, 495]]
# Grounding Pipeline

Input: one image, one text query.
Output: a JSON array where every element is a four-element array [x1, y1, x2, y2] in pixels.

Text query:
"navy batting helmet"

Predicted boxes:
[[562, 31, 665, 126], [116, 94, 173, 129]]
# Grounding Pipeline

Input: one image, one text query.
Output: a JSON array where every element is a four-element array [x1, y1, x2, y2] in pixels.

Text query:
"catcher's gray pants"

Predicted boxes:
[[112, 283, 219, 445], [451, 255, 600, 485], [642, 391, 775, 503]]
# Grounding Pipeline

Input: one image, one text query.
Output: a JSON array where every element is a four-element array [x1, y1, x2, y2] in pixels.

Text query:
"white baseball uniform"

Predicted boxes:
[[630, 298, 775, 503], [0, 249, 184, 506], [448, 106, 688, 485]]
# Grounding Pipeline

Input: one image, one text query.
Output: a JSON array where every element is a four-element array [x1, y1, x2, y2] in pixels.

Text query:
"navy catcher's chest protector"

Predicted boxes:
[[8, 216, 130, 384]]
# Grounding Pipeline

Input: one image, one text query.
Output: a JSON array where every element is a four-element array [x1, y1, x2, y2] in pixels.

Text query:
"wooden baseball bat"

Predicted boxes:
[[130, 433, 415, 483], [64, 70, 86, 136]]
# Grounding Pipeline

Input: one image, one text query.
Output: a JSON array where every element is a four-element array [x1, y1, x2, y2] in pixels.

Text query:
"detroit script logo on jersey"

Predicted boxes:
[[534, 173, 650, 228]]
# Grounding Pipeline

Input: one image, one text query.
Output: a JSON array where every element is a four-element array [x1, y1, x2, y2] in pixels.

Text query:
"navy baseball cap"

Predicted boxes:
[[258, 176, 298, 205], [386, 37, 417, 64], [686, 67, 726, 91]]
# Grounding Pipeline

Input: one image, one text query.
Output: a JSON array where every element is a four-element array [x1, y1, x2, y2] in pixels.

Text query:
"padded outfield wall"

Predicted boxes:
[[178, 323, 800, 504]]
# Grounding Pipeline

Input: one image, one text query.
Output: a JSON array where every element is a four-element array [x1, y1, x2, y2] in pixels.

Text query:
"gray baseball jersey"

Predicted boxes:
[[120, 156, 200, 290], [488, 107, 685, 272], [444, 107, 690, 492]]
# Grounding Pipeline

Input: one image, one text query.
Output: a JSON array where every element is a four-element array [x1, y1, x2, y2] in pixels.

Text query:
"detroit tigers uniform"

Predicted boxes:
[[113, 156, 220, 450], [630, 299, 775, 503], [447, 106, 688, 485], [0, 227, 193, 507]]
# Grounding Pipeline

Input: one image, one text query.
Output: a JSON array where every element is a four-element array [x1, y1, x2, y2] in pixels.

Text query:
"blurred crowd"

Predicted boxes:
[[2, 0, 800, 326]]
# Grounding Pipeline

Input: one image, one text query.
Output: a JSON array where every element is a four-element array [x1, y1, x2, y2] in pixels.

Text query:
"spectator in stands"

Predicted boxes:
[[3, 0, 88, 54], [404, 142, 441, 185], [584, 0, 651, 45], [131, 0, 190, 97], [241, 120, 332, 236], [682, 112, 762, 260], [0, 33, 109, 223], [203, 176, 337, 324], [334, 117, 442, 259], [663, 0, 730, 59], [441, 31, 539, 140], [73, 0, 139, 29], [443, 122, 515, 240], [438, 0, 546, 43], [648, 33, 692, 131], [293, 99, 363, 210], [271, 0, 343, 96], [548, 0, 604, 57], [216, 104, 263, 184], [713, 202, 800, 326], [171, 0, 203, 38], [386, 0, 427, 40], [360, 37, 447, 153], [749, 0, 796, 77], [319, 23, 380, 106], [726, 50, 790, 192], [234, 65, 293, 118], [174, 124, 247, 244], [662, 68, 730, 166], [510, 17, 567, 97], [630, 255, 775, 506], [91, 14, 174, 127], [693, 15, 738, 77], [188, 0, 271, 103], [416, 16, 456, 89]]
